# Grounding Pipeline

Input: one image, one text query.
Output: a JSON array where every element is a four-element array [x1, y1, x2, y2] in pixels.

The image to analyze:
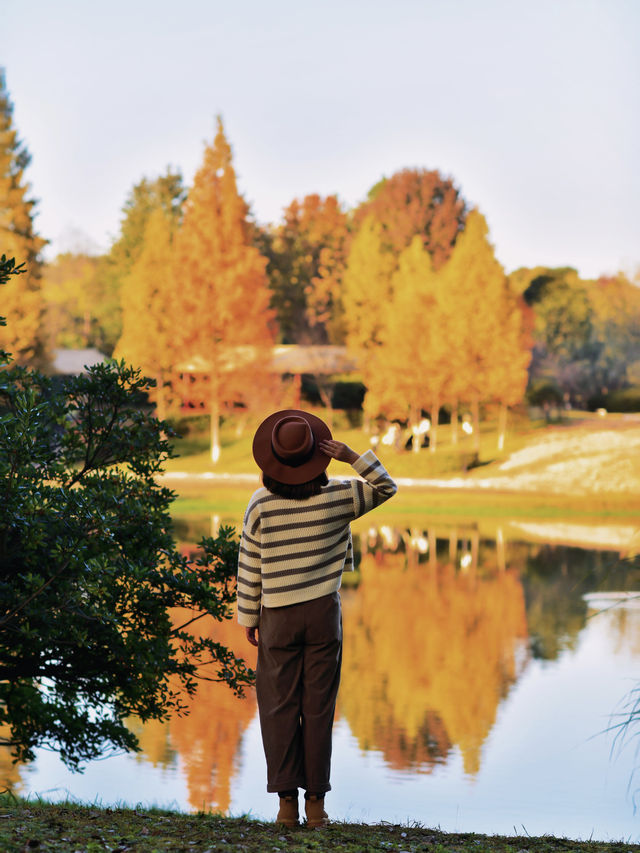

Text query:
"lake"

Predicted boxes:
[[5, 511, 640, 843]]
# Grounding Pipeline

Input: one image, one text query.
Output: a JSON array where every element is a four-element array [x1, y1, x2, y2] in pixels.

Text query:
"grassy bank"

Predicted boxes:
[[163, 410, 540, 479], [163, 411, 640, 522], [1, 798, 637, 852], [170, 479, 640, 522]]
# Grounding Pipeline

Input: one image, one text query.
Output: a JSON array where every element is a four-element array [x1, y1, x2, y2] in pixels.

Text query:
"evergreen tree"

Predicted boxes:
[[174, 117, 275, 461], [589, 273, 640, 394], [0, 256, 252, 768], [0, 70, 47, 365], [520, 266, 596, 405]]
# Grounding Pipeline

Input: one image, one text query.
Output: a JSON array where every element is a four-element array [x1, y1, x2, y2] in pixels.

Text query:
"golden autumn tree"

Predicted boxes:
[[97, 169, 186, 354], [0, 71, 47, 365], [342, 215, 395, 352], [440, 210, 530, 452], [377, 237, 455, 451], [341, 215, 396, 419], [114, 208, 179, 421], [174, 118, 275, 461]]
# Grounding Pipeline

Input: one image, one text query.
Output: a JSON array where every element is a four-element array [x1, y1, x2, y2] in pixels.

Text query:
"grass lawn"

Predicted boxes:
[[163, 409, 544, 479], [162, 409, 640, 523], [1, 798, 637, 852], [170, 478, 640, 523]]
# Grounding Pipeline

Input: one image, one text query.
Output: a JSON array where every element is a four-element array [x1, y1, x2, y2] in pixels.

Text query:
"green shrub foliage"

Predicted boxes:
[[0, 256, 252, 769]]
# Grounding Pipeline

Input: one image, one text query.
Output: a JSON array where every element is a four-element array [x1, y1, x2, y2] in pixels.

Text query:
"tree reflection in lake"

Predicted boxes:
[[165, 614, 257, 812], [3, 516, 639, 834], [339, 527, 529, 776]]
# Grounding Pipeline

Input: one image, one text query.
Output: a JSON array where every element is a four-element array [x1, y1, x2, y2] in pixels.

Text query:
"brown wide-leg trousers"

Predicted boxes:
[[256, 591, 342, 794]]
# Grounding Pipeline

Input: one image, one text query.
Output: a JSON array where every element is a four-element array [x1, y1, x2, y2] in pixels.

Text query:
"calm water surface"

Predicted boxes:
[[7, 512, 640, 842]]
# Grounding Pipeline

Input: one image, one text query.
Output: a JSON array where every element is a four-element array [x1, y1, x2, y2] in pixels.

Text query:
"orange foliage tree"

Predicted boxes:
[[164, 609, 257, 812], [0, 72, 47, 366], [257, 194, 349, 344], [356, 168, 466, 268], [174, 118, 276, 461]]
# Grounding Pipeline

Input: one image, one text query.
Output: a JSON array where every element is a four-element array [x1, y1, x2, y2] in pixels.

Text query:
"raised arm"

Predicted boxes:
[[319, 440, 398, 518]]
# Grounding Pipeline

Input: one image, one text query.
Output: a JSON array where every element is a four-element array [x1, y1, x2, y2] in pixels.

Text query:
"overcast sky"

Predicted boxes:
[[3, 0, 639, 279]]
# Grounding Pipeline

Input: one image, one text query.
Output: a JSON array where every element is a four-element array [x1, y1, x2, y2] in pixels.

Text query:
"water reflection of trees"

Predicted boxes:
[[4, 520, 638, 804], [14, 521, 623, 811], [521, 545, 640, 660], [132, 604, 257, 813], [339, 530, 529, 776]]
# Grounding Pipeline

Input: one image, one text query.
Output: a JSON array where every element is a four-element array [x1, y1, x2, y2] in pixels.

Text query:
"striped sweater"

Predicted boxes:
[[236, 450, 397, 627]]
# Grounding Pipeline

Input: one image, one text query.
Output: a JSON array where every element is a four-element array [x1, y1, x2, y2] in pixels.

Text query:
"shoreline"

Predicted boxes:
[[1, 798, 638, 851]]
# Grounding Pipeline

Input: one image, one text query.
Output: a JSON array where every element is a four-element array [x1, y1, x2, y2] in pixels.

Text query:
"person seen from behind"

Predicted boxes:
[[237, 409, 398, 828]]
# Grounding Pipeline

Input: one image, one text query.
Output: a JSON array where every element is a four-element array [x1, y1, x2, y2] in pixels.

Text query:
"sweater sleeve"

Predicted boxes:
[[350, 450, 398, 519], [236, 499, 262, 628]]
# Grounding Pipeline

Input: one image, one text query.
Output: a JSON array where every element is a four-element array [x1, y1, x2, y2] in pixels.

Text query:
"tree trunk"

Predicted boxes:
[[471, 530, 479, 576], [292, 373, 302, 408], [449, 528, 458, 566], [496, 526, 506, 572], [155, 374, 167, 423], [471, 396, 480, 456], [451, 398, 459, 445], [430, 394, 440, 453], [428, 527, 437, 571], [210, 371, 220, 463], [410, 402, 420, 453], [315, 377, 334, 431], [497, 401, 508, 451]]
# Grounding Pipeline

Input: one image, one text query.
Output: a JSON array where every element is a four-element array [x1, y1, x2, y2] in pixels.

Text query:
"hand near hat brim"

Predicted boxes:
[[318, 439, 359, 465]]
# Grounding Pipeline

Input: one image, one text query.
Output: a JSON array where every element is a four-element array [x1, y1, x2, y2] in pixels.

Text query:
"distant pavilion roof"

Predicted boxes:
[[52, 348, 108, 375], [177, 345, 359, 375], [270, 345, 359, 374]]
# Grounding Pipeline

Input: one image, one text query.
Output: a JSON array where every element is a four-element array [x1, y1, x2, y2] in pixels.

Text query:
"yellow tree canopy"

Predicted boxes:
[[115, 208, 177, 373], [378, 236, 453, 421], [441, 209, 530, 406], [114, 208, 179, 414], [342, 215, 395, 353]]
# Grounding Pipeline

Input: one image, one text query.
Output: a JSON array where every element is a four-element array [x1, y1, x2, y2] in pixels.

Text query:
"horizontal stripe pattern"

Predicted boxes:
[[236, 450, 397, 627]]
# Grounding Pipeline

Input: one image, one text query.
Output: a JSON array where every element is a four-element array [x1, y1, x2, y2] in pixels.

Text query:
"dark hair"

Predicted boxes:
[[262, 471, 329, 500]]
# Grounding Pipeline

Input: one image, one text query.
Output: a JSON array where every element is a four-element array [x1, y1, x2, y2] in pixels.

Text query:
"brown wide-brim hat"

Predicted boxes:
[[252, 409, 332, 485]]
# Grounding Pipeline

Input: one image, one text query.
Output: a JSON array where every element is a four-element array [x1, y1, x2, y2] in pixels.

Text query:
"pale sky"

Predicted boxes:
[[3, 0, 639, 279]]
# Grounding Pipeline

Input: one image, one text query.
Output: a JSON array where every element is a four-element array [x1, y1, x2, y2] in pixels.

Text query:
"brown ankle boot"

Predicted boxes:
[[276, 794, 299, 828], [305, 794, 329, 828]]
